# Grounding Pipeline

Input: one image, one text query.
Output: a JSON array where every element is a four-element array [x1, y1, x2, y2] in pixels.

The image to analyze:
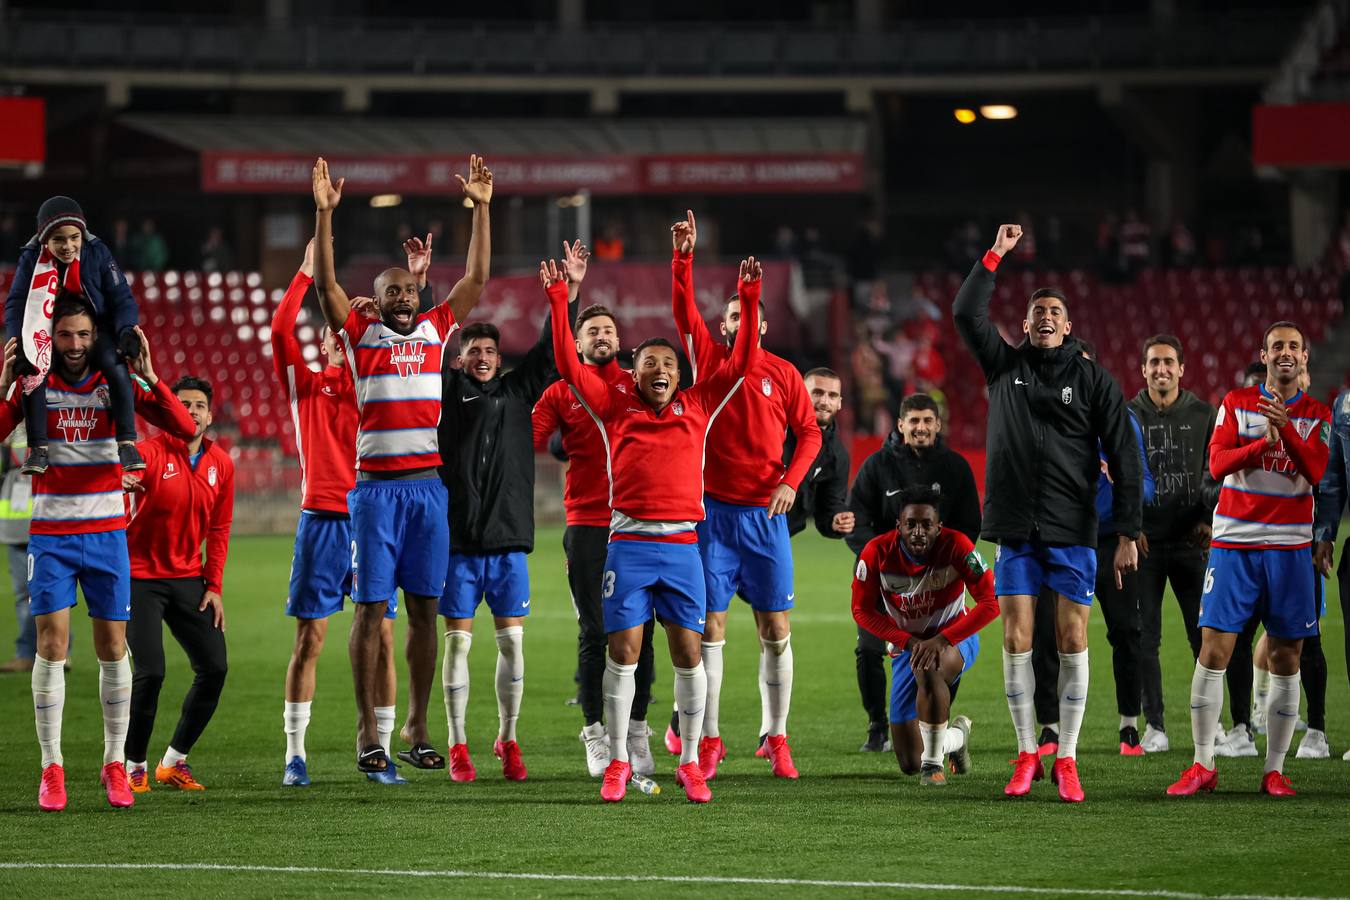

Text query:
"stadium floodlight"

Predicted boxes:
[[953, 108, 977, 124], [979, 105, 1018, 120], [369, 194, 402, 208]]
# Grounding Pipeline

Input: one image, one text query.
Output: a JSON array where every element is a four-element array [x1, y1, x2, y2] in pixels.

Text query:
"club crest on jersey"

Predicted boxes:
[[388, 340, 427, 379], [672, 402, 684, 417], [761, 377, 773, 397], [208, 465, 218, 487], [1061, 386, 1073, 405], [56, 409, 98, 442]]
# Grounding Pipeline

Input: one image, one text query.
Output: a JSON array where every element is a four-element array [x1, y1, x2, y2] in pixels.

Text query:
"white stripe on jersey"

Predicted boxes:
[[1212, 513, 1311, 547], [32, 490, 124, 522], [354, 322, 444, 350], [610, 511, 697, 537], [355, 427, 438, 461], [355, 372, 443, 403], [47, 437, 117, 467], [1222, 465, 1314, 499]]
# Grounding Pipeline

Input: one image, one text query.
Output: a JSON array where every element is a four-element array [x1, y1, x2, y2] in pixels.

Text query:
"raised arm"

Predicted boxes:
[[952, 224, 1021, 379], [444, 155, 493, 323], [541, 259, 612, 419], [126, 328, 196, 439], [270, 241, 315, 387], [311, 157, 351, 331], [670, 210, 721, 380], [689, 257, 762, 406]]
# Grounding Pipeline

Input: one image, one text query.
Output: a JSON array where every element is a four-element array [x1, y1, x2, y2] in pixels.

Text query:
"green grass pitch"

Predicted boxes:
[[0, 527, 1346, 898]]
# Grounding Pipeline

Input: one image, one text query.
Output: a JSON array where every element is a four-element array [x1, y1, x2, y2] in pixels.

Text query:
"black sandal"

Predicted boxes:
[[396, 742, 446, 770], [357, 745, 390, 773]]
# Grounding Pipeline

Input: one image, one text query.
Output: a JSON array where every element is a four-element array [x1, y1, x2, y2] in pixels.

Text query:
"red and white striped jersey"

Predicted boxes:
[[851, 527, 998, 648], [340, 303, 458, 473], [271, 271, 357, 513], [23, 371, 195, 535], [1209, 385, 1331, 550]]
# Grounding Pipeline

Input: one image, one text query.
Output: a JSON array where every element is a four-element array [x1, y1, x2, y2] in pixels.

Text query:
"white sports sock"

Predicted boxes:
[[99, 654, 132, 767], [757, 645, 771, 737], [32, 655, 65, 768], [1189, 664, 1226, 768], [943, 726, 966, 755], [761, 634, 793, 736], [161, 745, 187, 768], [603, 657, 637, 763], [919, 720, 948, 768], [494, 626, 524, 743], [673, 662, 707, 767], [1056, 650, 1089, 760], [700, 640, 725, 739], [1002, 649, 1037, 754], [284, 700, 312, 762], [1120, 715, 1138, 730], [374, 705, 396, 758], [1253, 664, 1271, 710], [442, 631, 472, 747], [1264, 672, 1301, 774], [127, 760, 147, 773]]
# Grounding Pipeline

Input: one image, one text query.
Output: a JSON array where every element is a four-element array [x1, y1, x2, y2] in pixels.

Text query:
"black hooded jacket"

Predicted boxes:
[[952, 259, 1142, 546], [1128, 387, 1221, 542], [436, 316, 556, 554], [784, 420, 851, 538], [845, 431, 981, 555]]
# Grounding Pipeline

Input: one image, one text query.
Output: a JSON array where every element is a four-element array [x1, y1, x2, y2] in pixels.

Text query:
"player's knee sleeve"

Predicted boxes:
[[494, 625, 524, 662], [444, 630, 472, 681]]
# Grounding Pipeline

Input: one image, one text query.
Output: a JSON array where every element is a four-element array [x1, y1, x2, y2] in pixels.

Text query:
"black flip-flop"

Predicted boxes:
[[357, 745, 390, 773], [397, 742, 446, 770]]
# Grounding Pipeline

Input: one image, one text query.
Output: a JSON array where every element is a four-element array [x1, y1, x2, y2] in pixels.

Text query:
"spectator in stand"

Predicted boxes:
[[1164, 220, 1198, 268], [1235, 225, 1266, 267], [0, 214, 19, 262], [774, 226, 798, 260], [1041, 215, 1063, 269], [199, 227, 235, 274], [130, 219, 169, 273], [1011, 212, 1038, 269], [1096, 212, 1122, 281], [946, 221, 983, 273], [849, 323, 888, 436], [1119, 210, 1153, 276], [109, 219, 132, 264], [593, 223, 625, 262]]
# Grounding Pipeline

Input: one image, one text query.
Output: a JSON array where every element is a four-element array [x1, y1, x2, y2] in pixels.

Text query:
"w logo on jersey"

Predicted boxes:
[[56, 409, 98, 442], [1260, 442, 1296, 476], [388, 340, 427, 379]]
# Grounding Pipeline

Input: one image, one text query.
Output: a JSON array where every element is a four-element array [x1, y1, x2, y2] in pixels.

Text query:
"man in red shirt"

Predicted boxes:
[[852, 485, 1000, 785], [532, 250, 656, 778], [541, 251, 762, 804], [667, 211, 822, 781], [122, 375, 234, 792]]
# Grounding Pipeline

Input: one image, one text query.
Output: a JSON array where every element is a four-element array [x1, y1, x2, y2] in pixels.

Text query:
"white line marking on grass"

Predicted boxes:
[[0, 862, 1342, 900]]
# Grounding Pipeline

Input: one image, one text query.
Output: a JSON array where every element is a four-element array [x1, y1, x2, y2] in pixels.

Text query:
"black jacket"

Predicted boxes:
[[953, 260, 1141, 546], [437, 317, 556, 554], [1128, 388, 1221, 542], [845, 431, 981, 555], [785, 420, 850, 538]]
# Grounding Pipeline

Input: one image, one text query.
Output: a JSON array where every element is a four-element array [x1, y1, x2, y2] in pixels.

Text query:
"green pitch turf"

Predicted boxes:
[[0, 527, 1346, 899]]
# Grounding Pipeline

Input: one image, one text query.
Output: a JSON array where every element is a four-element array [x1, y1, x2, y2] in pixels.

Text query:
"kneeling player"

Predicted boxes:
[[542, 247, 761, 803], [851, 486, 1000, 785]]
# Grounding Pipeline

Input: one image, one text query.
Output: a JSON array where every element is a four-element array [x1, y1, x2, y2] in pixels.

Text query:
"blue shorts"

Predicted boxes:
[[993, 540, 1097, 605], [698, 496, 794, 614], [28, 530, 131, 621], [440, 550, 531, 619], [889, 633, 981, 725], [601, 539, 706, 635], [348, 478, 448, 611], [287, 513, 395, 620], [1200, 546, 1318, 640]]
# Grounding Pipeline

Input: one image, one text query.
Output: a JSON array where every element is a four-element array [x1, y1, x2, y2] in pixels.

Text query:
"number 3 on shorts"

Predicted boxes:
[[1203, 567, 1214, 595], [602, 570, 616, 599]]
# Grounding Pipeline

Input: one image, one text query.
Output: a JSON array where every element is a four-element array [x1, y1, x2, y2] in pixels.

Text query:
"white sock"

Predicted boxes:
[[919, 720, 948, 768], [374, 705, 396, 758], [1265, 672, 1301, 774], [1056, 650, 1089, 760], [943, 726, 966, 755], [1189, 664, 1226, 768], [673, 662, 708, 767], [603, 657, 637, 763], [757, 645, 771, 737], [442, 630, 472, 747], [127, 760, 146, 772], [1120, 715, 1138, 730], [32, 655, 65, 768], [161, 745, 187, 768], [1042, 722, 1059, 735], [700, 640, 725, 739], [1253, 664, 1271, 710], [761, 634, 793, 736], [494, 626, 524, 743], [284, 700, 312, 762], [1002, 649, 1037, 754], [99, 654, 132, 767]]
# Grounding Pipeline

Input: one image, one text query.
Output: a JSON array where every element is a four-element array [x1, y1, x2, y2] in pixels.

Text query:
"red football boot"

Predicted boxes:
[[664, 724, 681, 756], [448, 743, 477, 782], [1051, 757, 1085, 803], [493, 739, 527, 782], [697, 736, 726, 780], [675, 761, 712, 803], [600, 760, 631, 802], [1004, 751, 1045, 797], [100, 762, 135, 808], [765, 734, 799, 779], [1166, 762, 1218, 796], [39, 763, 66, 812], [1261, 771, 1296, 798]]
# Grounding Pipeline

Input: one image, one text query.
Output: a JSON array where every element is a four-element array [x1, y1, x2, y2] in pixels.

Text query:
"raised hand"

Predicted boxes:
[[456, 154, 494, 206], [312, 158, 344, 212], [128, 326, 158, 384], [0, 337, 17, 398], [538, 259, 564, 289], [991, 224, 1023, 257], [671, 209, 697, 253], [561, 240, 590, 285], [350, 296, 379, 320], [738, 256, 763, 284], [404, 233, 433, 282]]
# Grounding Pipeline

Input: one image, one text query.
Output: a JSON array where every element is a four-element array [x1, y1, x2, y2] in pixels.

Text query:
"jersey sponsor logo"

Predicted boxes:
[[964, 549, 988, 575], [388, 340, 428, 379], [672, 402, 684, 417], [162, 462, 180, 480], [55, 409, 99, 442], [761, 377, 773, 397], [208, 465, 218, 487], [1061, 386, 1073, 405]]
